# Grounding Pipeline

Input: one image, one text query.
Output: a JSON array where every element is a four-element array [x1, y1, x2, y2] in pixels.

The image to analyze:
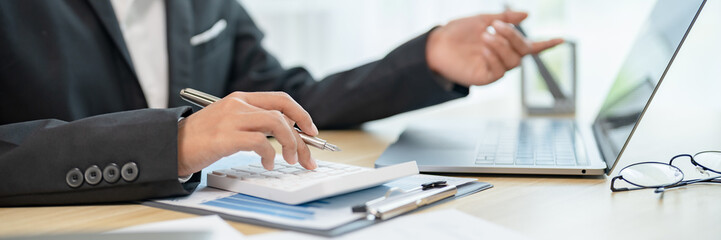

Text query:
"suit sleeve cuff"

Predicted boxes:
[[404, 27, 469, 97], [178, 173, 194, 183]]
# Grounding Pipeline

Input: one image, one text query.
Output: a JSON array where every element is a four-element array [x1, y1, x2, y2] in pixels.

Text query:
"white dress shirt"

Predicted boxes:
[[110, 0, 169, 109]]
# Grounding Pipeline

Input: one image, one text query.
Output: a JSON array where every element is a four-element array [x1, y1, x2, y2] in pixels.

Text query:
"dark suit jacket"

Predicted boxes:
[[0, 0, 467, 206]]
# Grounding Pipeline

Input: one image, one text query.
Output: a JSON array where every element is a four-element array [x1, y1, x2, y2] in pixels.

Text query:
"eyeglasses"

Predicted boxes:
[[611, 151, 721, 193]]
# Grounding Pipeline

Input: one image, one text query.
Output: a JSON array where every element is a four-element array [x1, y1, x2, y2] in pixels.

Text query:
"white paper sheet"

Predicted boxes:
[[247, 209, 532, 240], [110, 215, 244, 239]]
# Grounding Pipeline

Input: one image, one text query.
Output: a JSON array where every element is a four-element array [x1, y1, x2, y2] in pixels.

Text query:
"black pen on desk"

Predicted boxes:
[[179, 88, 341, 152]]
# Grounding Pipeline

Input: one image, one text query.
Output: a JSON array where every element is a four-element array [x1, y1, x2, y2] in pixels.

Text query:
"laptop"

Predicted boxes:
[[375, 0, 706, 175]]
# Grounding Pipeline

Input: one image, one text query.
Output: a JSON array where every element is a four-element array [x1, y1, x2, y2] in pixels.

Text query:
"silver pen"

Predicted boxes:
[[179, 88, 341, 151], [351, 181, 457, 220]]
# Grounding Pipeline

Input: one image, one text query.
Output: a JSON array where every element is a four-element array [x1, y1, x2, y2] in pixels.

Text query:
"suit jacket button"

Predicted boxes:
[[103, 163, 121, 183], [65, 168, 84, 188], [84, 165, 102, 185], [121, 162, 139, 182]]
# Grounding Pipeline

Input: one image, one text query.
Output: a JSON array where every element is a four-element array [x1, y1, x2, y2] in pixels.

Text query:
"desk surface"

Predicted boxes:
[[1, 128, 720, 240]]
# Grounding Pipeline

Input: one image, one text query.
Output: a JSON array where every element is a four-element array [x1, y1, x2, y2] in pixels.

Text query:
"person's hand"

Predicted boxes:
[[176, 91, 319, 176], [426, 11, 564, 87]]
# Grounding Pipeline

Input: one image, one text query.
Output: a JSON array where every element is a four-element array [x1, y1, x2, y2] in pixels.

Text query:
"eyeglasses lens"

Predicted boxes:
[[694, 151, 721, 173], [620, 163, 683, 187]]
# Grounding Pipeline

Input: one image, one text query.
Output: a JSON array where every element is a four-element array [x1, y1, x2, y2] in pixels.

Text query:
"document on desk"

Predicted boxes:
[[110, 215, 244, 239], [144, 151, 491, 236], [247, 209, 533, 240]]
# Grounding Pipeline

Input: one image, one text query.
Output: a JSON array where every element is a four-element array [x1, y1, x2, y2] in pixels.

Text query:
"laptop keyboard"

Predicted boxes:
[[474, 119, 588, 166]]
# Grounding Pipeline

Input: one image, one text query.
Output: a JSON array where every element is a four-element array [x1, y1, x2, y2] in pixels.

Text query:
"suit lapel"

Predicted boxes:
[[165, 0, 194, 108], [87, 0, 136, 75]]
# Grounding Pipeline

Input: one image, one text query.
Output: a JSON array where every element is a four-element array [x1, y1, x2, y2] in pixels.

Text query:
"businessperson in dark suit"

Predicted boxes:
[[0, 0, 562, 206]]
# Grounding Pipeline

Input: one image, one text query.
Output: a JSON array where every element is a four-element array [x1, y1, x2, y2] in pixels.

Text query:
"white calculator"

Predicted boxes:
[[207, 160, 418, 205]]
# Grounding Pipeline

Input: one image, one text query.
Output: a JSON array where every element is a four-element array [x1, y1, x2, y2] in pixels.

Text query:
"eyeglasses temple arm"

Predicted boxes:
[[654, 176, 721, 193], [610, 176, 630, 192]]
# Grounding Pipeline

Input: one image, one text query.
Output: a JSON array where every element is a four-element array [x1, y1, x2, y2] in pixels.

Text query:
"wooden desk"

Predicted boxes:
[[1, 128, 719, 240]]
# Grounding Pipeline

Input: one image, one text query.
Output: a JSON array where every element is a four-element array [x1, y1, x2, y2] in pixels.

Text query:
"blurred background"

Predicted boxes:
[[238, 0, 656, 127], [236, 0, 721, 171]]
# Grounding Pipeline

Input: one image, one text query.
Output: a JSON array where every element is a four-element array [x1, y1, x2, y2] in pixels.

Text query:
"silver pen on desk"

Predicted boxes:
[[352, 181, 457, 220], [179, 88, 341, 152]]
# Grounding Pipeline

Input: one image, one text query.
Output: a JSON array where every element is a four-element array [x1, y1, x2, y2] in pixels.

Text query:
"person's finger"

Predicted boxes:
[[530, 38, 565, 54], [480, 10, 528, 25], [240, 132, 276, 170], [481, 45, 506, 81], [236, 110, 299, 167], [231, 92, 318, 136], [293, 130, 316, 170], [224, 97, 312, 169], [492, 20, 532, 55], [284, 116, 296, 129], [482, 31, 521, 70], [220, 98, 298, 166], [223, 96, 297, 129], [259, 110, 298, 167], [216, 95, 259, 113]]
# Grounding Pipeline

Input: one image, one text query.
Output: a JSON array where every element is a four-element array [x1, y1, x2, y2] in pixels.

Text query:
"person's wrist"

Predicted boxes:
[[177, 117, 192, 177], [425, 26, 445, 74]]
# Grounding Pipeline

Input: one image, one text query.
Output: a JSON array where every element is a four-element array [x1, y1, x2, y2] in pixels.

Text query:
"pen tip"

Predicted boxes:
[[326, 144, 342, 152]]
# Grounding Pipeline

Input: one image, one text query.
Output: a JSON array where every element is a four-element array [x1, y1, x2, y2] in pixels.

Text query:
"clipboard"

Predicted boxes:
[[352, 180, 458, 220], [320, 180, 491, 236], [143, 177, 491, 237]]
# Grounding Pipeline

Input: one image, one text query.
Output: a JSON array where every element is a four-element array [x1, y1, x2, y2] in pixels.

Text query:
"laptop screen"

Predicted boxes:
[[593, 0, 706, 173]]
